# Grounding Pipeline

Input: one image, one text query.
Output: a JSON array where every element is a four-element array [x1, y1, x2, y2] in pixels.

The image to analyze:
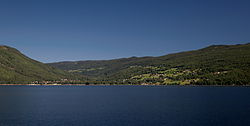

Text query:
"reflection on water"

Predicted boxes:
[[0, 85, 250, 126]]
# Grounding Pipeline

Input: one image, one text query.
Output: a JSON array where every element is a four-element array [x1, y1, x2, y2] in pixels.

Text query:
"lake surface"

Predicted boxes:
[[0, 85, 250, 126]]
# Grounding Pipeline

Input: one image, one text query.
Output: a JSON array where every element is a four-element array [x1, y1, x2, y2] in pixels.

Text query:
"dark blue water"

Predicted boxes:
[[0, 86, 250, 126]]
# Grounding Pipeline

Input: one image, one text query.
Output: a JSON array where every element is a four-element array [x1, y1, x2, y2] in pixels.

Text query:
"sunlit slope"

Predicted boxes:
[[0, 46, 72, 83], [49, 43, 250, 85]]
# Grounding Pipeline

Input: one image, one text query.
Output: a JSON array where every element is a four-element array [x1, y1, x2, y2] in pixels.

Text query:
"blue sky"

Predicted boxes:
[[0, 0, 250, 63]]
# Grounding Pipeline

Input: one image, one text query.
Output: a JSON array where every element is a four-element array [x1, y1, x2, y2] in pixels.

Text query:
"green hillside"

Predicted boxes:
[[0, 45, 75, 84], [49, 43, 250, 85]]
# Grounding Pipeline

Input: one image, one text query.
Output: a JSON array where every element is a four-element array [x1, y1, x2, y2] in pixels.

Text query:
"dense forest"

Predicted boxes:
[[0, 45, 80, 84], [49, 43, 250, 85]]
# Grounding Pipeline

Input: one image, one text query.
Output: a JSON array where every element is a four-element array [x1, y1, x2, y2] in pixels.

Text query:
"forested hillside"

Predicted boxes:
[[1, 43, 249, 85], [0, 45, 76, 84], [49, 43, 250, 85]]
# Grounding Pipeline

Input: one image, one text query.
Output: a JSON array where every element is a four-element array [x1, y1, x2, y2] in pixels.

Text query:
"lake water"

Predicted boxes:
[[0, 85, 250, 126]]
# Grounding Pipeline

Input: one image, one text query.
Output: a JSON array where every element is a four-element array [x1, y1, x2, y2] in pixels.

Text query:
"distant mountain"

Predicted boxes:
[[49, 43, 250, 85], [0, 45, 75, 84]]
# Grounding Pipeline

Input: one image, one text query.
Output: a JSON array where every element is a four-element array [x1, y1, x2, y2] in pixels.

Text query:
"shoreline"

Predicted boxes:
[[0, 84, 250, 87]]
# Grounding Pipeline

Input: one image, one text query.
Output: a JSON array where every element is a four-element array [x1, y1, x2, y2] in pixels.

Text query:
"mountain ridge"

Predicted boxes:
[[49, 43, 250, 63]]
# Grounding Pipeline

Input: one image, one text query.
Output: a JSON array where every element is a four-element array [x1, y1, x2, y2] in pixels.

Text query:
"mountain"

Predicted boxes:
[[0, 45, 76, 84], [49, 43, 250, 85]]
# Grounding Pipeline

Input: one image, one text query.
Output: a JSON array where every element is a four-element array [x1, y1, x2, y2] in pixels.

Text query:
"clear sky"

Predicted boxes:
[[0, 0, 250, 63]]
